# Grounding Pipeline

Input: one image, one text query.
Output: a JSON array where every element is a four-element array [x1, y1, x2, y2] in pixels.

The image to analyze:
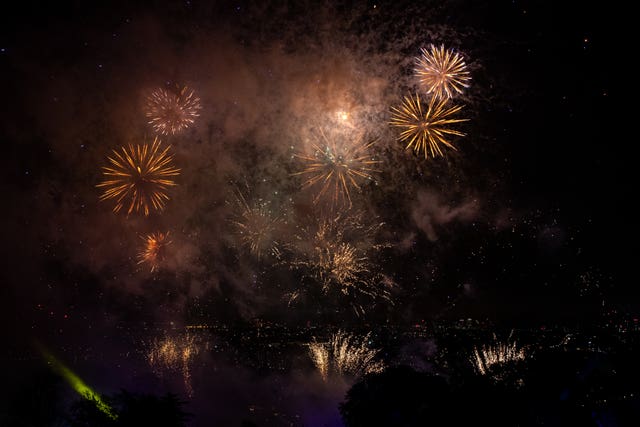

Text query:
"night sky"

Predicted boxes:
[[1, 1, 631, 426]]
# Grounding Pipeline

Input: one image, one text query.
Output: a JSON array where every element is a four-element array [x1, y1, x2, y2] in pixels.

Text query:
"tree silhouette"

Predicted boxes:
[[340, 366, 452, 427], [341, 349, 640, 426], [67, 391, 190, 427]]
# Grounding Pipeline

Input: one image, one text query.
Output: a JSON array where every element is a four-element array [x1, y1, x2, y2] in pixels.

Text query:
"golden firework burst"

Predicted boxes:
[[97, 137, 180, 216], [148, 333, 201, 397], [308, 331, 385, 381], [145, 86, 202, 135], [230, 189, 282, 259], [289, 213, 391, 314], [415, 44, 471, 100], [311, 239, 371, 296], [390, 93, 467, 159], [293, 129, 380, 208], [470, 333, 526, 377], [138, 231, 172, 272]]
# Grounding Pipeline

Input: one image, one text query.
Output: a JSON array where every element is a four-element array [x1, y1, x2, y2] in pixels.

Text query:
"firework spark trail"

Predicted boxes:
[[97, 137, 180, 216], [145, 86, 202, 135], [390, 93, 467, 159], [147, 334, 201, 398], [308, 331, 385, 381], [415, 44, 471, 100], [470, 333, 526, 376], [229, 188, 282, 259], [138, 231, 172, 272], [293, 129, 380, 208]]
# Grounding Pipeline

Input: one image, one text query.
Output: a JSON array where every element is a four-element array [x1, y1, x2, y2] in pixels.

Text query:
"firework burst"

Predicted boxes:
[[148, 333, 201, 397], [470, 333, 526, 377], [293, 129, 380, 208], [308, 331, 385, 381], [415, 44, 471, 100], [229, 189, 282, 259], [145, 86, 202, 135], [390, 93, 467, 159], [97, 137, 180, 216], [138, 231, 172, 272], [316, 242, 365, 291], [290, 212, 391, 314]]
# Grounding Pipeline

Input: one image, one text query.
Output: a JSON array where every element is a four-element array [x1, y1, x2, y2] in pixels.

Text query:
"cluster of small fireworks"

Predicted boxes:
[[229, 189, 282, 259], [90, 42, 476, 333], [138, 232, 172, 272], [470, 334, 526, 376], [97, 86, 197, 271], [147, 333, 201, 397], [414, 44, 471, 100], [308, 331, 385, 381], [293, 129, 380, 208], [390, 44, 471, 159], [145, 86, 202, 135], [390, 93, 467, 159], [289, 212, 391, 314], [97, 137, 180, 216]]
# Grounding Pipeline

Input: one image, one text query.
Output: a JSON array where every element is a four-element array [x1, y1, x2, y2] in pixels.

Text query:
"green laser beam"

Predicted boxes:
[[36, 343, 117, 420]]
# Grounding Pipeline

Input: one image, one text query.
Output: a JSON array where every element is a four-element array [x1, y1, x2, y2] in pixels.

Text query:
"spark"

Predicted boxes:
[[97, 137, 180, 216], [470, 333, 526, 376], [415, 44, 471, 100], [293, 129, 380, 208], [148, 333, 201, 398], [390, 93, 467, 159], [284, 290, 301, 307], [145, 86, 202, 135], [138, 232, 172, 272], [37, 344, 117, 419], [308, 331, 385, 381], [229, 189, 282, 259]]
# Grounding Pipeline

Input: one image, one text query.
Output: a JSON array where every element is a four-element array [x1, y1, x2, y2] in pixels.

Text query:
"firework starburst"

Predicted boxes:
[[138, 231, 172, 272], [308, 331, 385, 381], [390, 93, 467, 159], [293, 129, 380, 208], [145, 86, 202, 135], [229, 189, 282, 259], [415, 44, 471, 100], [97, 137, 180, 216]]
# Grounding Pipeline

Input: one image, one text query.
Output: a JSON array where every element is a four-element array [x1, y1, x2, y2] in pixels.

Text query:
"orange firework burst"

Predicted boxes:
[[293, 130, 380, 208], [145, 86, 202, 135], [390, 93, 467, 159], [415, 44, 471, 100], [138, 232, 172, 272], [97, 137, 180, 216]]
